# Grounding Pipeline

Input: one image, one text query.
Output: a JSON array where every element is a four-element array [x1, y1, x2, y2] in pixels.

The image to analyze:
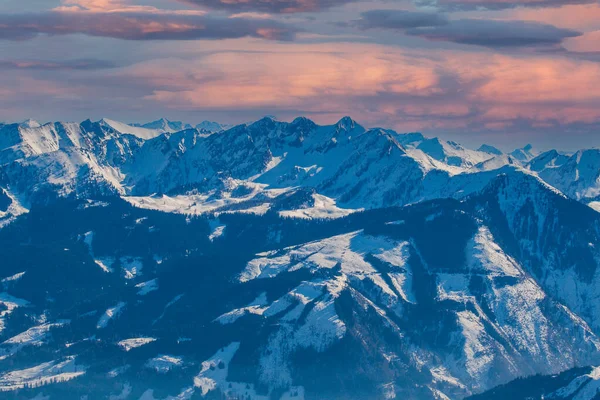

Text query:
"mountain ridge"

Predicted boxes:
[[1, 115, 600, 399]]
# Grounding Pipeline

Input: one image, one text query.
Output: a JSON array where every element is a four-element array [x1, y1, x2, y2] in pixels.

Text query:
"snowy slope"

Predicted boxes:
[[533, 149, 600, 203], [510, 144, 538, 162], [0, 177, 598, 398], [99, 119, 163, 140], [0, 115, 530, 220], [136, 118, 193, 134]]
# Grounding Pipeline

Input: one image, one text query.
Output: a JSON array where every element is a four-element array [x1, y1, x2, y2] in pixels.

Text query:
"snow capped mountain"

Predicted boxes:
[[510, 144, 538, 162], [2, 114, 598, 219], [99, 118, 164, 140], [471, 154, 520, 172], [532, 149, 600, 203], [415, 137, 493, 168], [136, 118, 193, 134], [527, 149, 570, 173], [196, 120, 231, 133], [477, 144, 503, 156], [2, 115, 600, 399]]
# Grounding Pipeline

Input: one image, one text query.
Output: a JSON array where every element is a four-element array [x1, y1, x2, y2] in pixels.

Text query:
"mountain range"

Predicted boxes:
[[1, 116, 600, 399]]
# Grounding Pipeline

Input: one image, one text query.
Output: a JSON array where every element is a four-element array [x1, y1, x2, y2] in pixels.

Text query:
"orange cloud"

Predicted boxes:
[[133, 46, 442, 110], [506, 3, 600, 31], [110, 41, 600, 131], [54, 0, 160, 13], [564, 30, 600, 52]]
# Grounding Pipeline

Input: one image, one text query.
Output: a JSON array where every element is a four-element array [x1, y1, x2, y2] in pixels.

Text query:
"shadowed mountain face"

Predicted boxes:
[[1, 117, 600, 399]]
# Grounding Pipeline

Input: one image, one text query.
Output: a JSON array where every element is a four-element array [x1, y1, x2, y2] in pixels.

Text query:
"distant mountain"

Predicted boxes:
[[99, 118, 164, 139], [527, 149, 570, 172], [196, 120, 231, 133], [477, 144, 503, 155], [510, 144, 538, 162], [135, 118, 193, 133], [534, 149, 600, 203]]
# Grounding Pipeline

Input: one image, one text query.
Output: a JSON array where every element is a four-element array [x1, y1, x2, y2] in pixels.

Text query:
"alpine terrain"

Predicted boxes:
[[1, 116, 599, 400]]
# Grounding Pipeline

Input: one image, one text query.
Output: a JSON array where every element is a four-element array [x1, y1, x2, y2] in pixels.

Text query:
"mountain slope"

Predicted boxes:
[[0, 176, 599, 398], [1, 115, 600, 399]]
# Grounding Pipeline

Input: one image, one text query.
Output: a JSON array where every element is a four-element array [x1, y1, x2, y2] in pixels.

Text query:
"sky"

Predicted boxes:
[[1, 0, 600, 150]]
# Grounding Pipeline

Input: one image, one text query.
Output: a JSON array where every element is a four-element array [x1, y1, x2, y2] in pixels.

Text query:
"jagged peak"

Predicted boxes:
[[249, 116, 278, 127], [480, 163, 566, 199], [401, 131, 425, 140], [335, 116, 361, 131], [19, 119, 41, 129], [510, 143, 538, 162], [196, 120, 228, 133], [478, 144, 503, 155], [291, 116, 316, 126]]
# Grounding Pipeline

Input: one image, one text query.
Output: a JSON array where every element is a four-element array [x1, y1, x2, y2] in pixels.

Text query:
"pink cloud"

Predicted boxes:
[[564, 30, 600, 52], [0, 10, 297, 41], [54, 0, 207, 14], [108, 41, 600, 131], [506, 3, 600, 31]]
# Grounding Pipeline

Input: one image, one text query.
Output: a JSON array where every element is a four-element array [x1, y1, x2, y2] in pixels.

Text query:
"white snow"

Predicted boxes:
[[145, 355, 184, 373], [215, 292, 268, 324], [1, 271, 25, 283], [208, 219, 226, 241], [136, 279, 158, 296], [120, 257, 143, 280], [456, 310, 495, 381], [97, 302, 126, 329], [549, 366, 600, 400], [1, 321, 69, 360], [81, 231, 113, 273], [0, 293, 29, 334], [0, 356, 86, 391], [117, 337, 156, 352], [589, 201, 600, 212], [279, 194, 358, 220], [0, 189, 28, 229], [193, 342, 303, 399], [100, 118, 163, 140], [467, 227, 522, 277]]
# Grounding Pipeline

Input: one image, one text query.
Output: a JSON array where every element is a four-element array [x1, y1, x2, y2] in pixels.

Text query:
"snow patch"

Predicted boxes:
[[117, 337, 156, 352], [145, 355, 184, 373], [0, 356, 85, 391], [97, 302, 126, 329], [136, 279, 158, 296]]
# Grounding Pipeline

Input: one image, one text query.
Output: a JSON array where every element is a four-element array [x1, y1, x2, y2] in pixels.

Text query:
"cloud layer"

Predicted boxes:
[[178, 0, 356, 13], [415, 0, 599, 11], [0, 59, 116, 70], [0, 11, 297, 41], [356, 10, 582, 48]]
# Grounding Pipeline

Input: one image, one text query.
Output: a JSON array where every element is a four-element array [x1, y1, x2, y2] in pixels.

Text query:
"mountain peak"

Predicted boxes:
[[510, 144, 538, 162], [291, 116, 314, 125], [138, 118, 192, 133], [478, 144, 503, 155], [19, 119, 41, 129], [335, 116, 356, 129], [248, 116, 279, 130], [196, 121, 228, 133], [335, 117, 366, 135]]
